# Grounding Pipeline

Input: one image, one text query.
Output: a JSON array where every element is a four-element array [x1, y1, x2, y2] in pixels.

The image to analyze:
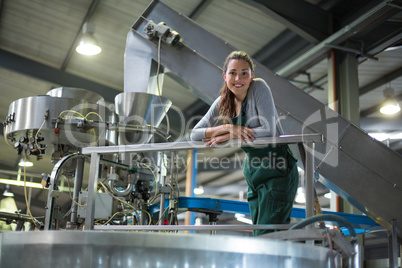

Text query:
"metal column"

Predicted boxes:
[[327, 40, 361, 215], [305, 142, 315, 220], [389, 219, 399, 268], [71, 157, 84, 224], [84, 152, 100, 230]]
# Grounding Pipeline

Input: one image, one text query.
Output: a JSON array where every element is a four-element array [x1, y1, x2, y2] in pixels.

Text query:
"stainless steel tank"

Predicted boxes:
[[4, 88, 117, 155], [0, 231, 336, 267], [46, 87, 104, 103]]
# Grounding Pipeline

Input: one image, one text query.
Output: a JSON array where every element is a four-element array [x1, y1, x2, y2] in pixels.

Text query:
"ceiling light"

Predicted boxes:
[[76, 22, 102, 56], [193, 186, 204, 195], [380, 88, 401, 115], [380, 100, 400, 115], [3, 185, 14, 197], [18, 158, 33, 167]]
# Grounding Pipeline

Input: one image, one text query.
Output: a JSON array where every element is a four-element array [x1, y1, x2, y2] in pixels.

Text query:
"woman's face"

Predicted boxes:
[[223, 59, 254, 99]]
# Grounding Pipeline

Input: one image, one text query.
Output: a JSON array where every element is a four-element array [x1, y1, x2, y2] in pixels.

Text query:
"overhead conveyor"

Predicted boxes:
[[125, 0, 402, 239]]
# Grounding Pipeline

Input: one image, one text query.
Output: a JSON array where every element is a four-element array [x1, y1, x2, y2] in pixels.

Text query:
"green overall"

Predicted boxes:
[[232, 100, 299, 236]]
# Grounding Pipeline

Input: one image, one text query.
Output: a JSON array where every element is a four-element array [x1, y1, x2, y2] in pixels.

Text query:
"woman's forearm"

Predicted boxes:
[[205, 124, 255, 142], [204, 124, 231, 138]]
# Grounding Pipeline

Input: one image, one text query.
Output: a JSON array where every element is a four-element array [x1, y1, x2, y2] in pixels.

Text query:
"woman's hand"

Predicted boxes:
[[224, 124, 255, 143], [202, 133, 231, 147], [203, 125, 255, 146]]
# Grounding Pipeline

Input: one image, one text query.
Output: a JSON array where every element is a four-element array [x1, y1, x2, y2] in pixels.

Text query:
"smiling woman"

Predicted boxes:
[[190, 51, 299, 236]]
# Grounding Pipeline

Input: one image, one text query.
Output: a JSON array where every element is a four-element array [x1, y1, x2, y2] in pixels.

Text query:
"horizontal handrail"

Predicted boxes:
[[82, 133, 323, 154]]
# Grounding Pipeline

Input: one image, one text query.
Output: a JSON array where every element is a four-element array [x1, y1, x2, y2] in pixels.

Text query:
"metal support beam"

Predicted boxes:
[[244, 0, 330, 43], [337, 41, 361, 126], [84, 152, 100, 230], [389, 219, 399, 268], [70, 157, 84, 224], [327, 41, 361, 214], [360, 66, 402, 96], [0, 0, 4, 21], [0, 49, 120, 103], [253, 30, 314, 71], [276, 0, 400, 78]]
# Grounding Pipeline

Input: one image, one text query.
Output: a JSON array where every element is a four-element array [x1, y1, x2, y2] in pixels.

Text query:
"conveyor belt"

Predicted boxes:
[[149, 197, 378, 230]]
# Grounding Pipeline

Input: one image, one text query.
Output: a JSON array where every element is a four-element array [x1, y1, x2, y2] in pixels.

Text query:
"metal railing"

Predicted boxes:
[[81, 133, 323, 231]]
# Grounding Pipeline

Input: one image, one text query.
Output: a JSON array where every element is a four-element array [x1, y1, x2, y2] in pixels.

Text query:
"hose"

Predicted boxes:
[[290, 214, 357, 244]]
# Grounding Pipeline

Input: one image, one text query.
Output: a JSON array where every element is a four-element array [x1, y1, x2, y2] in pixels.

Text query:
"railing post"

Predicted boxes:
[[305, 142, 315, 220], [84, 152, 100, 230]]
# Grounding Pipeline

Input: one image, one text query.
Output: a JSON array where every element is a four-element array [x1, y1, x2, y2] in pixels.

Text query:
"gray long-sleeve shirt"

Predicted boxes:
[[190, 78, 281, 141]]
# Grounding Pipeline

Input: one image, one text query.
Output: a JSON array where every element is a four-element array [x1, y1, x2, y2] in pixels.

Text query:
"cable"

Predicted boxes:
[[141, 209, 152, 225], [99, 182, 141, 224], [58, 110, 104, 145], [35, 117, 46, 149], [140, 163, 158, 184], [139, 162, 160, 205], [58, 110, 85, 119], [102, 211, 127, 225], [157, 206, 169, 225], [23, 153, 41, 229], [325, 229, 336, 267], [85, 112, 104, 122], [290, 214, 357, 244], [3, 126, 14, 149], [85, 111, 105, 145]]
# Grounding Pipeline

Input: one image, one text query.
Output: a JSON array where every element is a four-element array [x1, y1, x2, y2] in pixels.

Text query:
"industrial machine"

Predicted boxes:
[[1, 0, 401, 267]]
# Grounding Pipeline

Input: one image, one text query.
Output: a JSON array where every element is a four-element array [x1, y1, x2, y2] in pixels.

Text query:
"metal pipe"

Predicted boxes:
[[289, 214, 357, 243], [45, 153, 81, 230], [305, 142, 315, 220], [71, 157, 84, 224], [159, 152, 166, 225], [389, 219, 398, 268], [84, 152, 100, 230], [108, 180, 133, 197]]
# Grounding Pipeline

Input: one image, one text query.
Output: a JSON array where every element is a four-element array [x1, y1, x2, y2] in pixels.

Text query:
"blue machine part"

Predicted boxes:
[[149, 196, 378, 231]]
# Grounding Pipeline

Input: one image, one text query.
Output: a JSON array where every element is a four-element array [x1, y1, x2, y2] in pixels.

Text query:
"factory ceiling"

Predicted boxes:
[[0, 0, 401, 218]]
